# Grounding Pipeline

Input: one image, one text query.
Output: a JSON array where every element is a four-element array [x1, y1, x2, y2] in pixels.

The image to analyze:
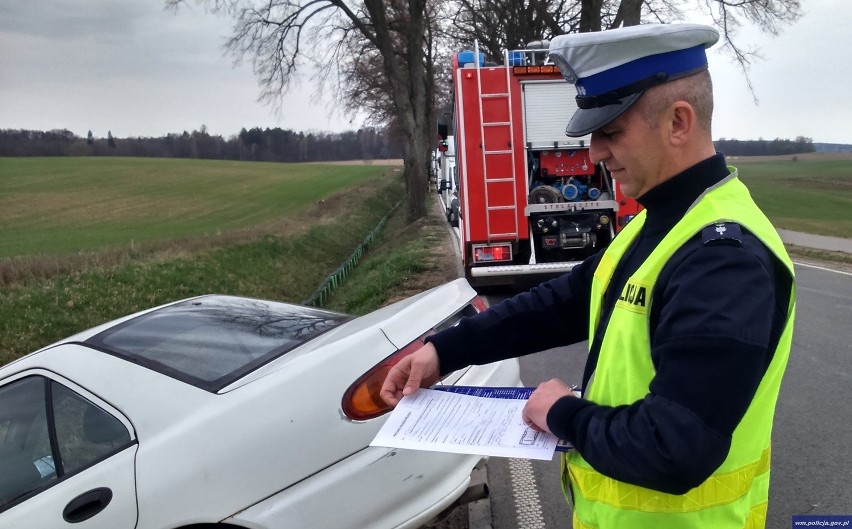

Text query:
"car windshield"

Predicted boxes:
[[84, 296, 350, 391]]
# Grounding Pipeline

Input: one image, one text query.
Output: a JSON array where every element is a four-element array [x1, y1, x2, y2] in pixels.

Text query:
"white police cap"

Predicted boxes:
[[548, 23, 719, 137]]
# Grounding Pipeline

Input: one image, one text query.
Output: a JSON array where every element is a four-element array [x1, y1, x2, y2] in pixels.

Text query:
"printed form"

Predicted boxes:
[[370, 388, 558, 460]]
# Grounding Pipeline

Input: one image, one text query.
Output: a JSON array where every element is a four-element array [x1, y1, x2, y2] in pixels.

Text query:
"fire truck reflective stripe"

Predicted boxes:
[[469, 263, 581, 276]]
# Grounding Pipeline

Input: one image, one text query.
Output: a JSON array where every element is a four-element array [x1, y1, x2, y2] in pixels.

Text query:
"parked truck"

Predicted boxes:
[[442, 42, 641, 287]]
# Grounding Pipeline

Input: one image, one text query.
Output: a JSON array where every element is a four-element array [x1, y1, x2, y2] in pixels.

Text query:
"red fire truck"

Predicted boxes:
[[441, 42, 641, 287]]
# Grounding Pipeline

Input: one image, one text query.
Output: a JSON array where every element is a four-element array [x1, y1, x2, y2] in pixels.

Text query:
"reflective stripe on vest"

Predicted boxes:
[[572, 502, 769, 529], [570, 447, 769, 512], [563, 170, 796, 529]]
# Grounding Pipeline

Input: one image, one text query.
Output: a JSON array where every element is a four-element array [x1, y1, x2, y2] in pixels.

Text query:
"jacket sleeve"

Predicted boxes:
[[430, 253, 599, 375], [546, 238, 785, 494]]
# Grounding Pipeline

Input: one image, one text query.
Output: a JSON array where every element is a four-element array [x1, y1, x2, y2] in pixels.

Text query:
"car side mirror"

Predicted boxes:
[[437, 111, 451, 140]]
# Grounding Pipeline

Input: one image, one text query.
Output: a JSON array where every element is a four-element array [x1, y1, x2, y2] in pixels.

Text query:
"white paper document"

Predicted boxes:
[[370, 388, 559, 460]]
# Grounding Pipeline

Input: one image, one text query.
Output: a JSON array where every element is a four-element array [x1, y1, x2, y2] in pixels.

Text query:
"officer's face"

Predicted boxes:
[[589, 102, 669, 199]]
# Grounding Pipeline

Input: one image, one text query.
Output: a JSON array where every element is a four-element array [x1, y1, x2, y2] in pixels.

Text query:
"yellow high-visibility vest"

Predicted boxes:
[[563, 170, 796, 529]]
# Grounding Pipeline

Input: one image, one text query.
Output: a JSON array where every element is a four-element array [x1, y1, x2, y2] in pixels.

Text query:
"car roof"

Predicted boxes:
[[81, 295, 350, 392]]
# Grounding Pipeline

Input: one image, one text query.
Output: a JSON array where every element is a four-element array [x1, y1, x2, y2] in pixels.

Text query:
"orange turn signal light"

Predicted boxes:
[[342, 331, 434, 421], [512, 65, 559, 76]]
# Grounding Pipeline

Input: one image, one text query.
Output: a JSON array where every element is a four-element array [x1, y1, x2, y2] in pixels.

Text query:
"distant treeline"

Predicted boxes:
[[3, 128, 836, 160], [813, 143, 852, 153], [0, 126, 404, 162], [714, 137, 816, 156]]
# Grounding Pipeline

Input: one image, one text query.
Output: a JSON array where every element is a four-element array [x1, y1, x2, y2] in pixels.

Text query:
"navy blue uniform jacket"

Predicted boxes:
[[429, 154, 792, 495]]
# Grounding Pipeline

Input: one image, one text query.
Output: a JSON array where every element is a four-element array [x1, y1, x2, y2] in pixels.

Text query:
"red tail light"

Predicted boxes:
[[342, 331, 434, 421], [471, 296, 488, 313], [472, 243, 512, 263]]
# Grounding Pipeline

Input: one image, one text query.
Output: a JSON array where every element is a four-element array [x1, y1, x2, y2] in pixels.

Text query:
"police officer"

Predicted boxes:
[[381, 23, 795, 529]]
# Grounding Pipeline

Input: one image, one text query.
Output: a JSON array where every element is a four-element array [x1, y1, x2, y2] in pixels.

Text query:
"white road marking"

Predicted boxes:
[[509, 458, 546, 529], [793, 261, 852, 277]]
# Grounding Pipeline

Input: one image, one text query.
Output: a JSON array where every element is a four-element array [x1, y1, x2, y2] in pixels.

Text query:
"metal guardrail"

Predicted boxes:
[[303, 200, 403, 307]]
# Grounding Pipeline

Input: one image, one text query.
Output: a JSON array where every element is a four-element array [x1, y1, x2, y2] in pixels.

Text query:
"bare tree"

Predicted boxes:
[[450, 0, 801, 44], [169, 0, 801, 223], [447, 0, 580, 61], [169, 0, 437, 222], [332, 2, 444, 125], [699, 0, 801, 100], [447, 0, 801, 99]]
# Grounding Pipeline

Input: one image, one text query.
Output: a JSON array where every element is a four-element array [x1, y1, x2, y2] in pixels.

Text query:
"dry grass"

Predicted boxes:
[[785, 245, 852, 273]]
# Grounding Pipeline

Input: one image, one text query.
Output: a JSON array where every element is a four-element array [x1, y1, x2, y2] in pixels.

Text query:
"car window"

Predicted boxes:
[[0, 377, 54, 507], [51, 382, 131, 475], [0, 376, 132, 511], [84, 295, 350, 391]]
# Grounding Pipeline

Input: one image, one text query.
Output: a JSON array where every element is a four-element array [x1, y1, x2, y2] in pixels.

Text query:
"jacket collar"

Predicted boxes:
[[637, 153, 729, 236]]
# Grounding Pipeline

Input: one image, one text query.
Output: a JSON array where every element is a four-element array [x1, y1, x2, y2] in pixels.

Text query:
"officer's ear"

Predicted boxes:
[[667, 101, 696, 147]]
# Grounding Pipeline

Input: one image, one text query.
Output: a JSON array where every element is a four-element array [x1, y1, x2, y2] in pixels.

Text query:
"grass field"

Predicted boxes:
[[1, 155, 848, 261], [732, 154, 852, 238], [0, 154, 850, 364], [0, 159, 414, 363], [0, 157, 389, 259]]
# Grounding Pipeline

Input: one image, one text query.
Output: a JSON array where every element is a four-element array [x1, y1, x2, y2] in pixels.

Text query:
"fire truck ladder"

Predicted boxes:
[[474, 41, 519, 243]]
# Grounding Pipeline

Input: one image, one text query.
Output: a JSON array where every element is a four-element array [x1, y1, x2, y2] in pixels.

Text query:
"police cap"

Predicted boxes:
[[548, 23, 720, 137]]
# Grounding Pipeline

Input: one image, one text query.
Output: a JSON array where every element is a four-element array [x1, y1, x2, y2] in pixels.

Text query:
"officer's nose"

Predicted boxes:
[[589, 131, 609, 165]]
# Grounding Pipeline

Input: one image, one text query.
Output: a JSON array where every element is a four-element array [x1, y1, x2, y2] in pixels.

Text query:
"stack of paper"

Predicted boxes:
[[370, 387, 563, 460]]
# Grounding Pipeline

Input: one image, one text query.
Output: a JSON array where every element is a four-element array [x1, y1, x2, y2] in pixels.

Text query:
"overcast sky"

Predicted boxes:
[[1, 0, 849, 144]]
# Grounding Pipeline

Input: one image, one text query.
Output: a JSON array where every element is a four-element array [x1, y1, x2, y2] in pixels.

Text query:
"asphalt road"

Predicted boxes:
[[477, 262, 852, 528]]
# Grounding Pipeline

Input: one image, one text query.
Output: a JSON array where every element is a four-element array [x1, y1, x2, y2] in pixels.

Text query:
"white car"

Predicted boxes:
[[0, 279, 519, 529]]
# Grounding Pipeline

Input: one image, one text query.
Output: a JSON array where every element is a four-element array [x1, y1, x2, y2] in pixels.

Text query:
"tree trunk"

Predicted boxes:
[[613, 0, 642, 27], [580, 0, 604, 32], [402, 133, 429, 222], [395, 61, 431, 223], [362, 0, 431, 223], [404, 0, 430, 223]]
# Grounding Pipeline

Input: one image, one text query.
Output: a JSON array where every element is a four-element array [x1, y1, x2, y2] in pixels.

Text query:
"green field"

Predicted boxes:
[[1, 156, 848, 262], [732, 155, 852, 238], [0, 157, 388, 259], [0, 154, 850, 364], [0, 158, 408, 362]]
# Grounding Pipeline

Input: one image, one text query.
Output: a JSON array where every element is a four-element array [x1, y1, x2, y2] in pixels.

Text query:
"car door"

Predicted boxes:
[[0, 372, 138, 528]]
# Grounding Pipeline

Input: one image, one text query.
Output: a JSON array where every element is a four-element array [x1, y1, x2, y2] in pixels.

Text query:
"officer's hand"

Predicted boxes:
[[522, 378, 574, 433], [380, 342, 441, 407]]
